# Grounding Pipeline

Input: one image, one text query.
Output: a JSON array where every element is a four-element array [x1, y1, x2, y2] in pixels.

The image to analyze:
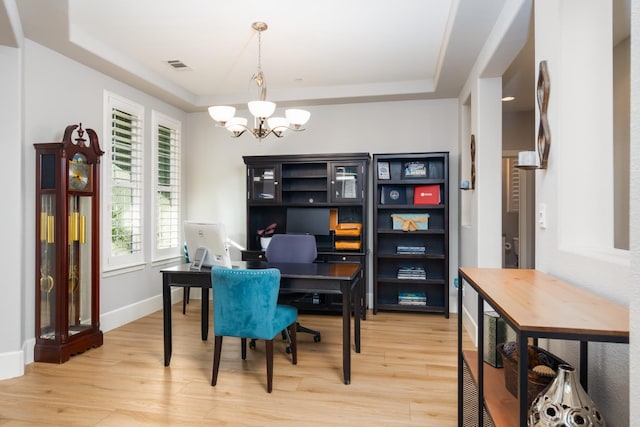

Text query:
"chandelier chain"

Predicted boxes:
[[257, 29, 262, 71]]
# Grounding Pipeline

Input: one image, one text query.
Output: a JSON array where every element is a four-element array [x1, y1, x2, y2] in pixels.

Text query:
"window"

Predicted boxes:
[[103, 92, 144, 269], [152, 111, 181, 260]]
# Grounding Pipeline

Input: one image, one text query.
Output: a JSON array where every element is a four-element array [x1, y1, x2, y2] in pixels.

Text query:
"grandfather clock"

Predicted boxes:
[[34, 123, 104, 363]]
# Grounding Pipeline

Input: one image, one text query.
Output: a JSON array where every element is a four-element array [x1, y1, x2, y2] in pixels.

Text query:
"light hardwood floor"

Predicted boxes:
[[0, 302, 470, 426]]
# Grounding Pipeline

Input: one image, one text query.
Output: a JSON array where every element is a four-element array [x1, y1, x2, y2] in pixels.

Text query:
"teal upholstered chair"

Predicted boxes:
[[211, 266, 298, 393]]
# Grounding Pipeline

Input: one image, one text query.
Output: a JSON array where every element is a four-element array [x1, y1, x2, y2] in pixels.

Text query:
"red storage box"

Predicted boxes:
[[414, 185, 441, 205]]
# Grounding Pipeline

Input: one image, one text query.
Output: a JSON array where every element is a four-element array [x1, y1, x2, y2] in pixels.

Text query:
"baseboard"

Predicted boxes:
[[14, 288, 184, 374], [462, 303, 478, 347], [23, 338, 34, 365], [0, 349, 25, 380], [100, 287, 184, 333]]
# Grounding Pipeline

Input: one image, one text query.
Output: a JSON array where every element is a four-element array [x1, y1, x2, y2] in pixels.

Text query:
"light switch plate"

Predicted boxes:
[[538, 203, 547, 229]]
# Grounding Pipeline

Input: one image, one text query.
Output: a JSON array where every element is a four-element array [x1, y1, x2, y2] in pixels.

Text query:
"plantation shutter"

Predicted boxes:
[[110, 107, 143, 257], [156, 123, 180, 251]]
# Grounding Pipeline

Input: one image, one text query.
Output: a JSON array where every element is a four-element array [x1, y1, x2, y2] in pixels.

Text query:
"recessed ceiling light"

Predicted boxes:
[[502, 96, 515, 102]]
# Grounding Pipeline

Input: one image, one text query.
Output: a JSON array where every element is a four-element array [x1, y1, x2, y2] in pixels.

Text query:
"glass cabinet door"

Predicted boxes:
[[39, 194, 57, 340], [68, 195, 93, 336], [331, 162, 363, 202], [248, 165, 279, 202]]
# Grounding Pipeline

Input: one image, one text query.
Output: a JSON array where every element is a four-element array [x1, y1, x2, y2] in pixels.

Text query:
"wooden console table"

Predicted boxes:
[[457, 267, 629, 426]]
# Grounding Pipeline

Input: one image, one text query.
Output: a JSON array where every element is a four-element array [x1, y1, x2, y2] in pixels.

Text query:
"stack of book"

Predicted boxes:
[[396, 245, 426, 254], [398, 291, 427, 306], [262, 170, 274, 180], [397, 266, 426, 280]]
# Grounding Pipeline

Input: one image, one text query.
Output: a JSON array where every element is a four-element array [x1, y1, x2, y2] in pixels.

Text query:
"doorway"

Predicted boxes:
[[501, 17, 535, 269]]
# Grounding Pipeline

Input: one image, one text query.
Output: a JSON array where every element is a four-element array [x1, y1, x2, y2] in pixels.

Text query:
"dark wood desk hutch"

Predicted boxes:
[[242, 153, 370, 315], [372, 152, 449, 316]]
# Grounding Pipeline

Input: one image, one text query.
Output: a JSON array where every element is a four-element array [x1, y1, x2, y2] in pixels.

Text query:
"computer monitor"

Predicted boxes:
[[183, 221, 233, 269], [285, 208, 330, 236]]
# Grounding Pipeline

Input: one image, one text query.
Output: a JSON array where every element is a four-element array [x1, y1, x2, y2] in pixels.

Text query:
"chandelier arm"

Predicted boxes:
[[262, 125, 306, 139], [271, 125, 306, 132], [214, 119, 306, 140], [213, 121, 249, 138], [254, 128, 283, 139]]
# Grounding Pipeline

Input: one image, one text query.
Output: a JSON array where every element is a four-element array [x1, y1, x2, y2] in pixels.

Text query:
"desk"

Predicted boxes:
[[161, 261, 362, 384]]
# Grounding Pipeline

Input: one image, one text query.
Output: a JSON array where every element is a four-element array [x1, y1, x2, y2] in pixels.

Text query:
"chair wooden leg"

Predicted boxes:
[[241, 338, 247, 360], [265, 339, 274, 393], [212, 335, 223, 386], [289, 323, 297, 365]]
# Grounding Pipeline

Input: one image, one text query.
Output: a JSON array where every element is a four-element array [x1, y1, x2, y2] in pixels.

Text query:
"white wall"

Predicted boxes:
[[630, 0, 640, 421], [0, 45, 24, 379], [185, 99, 461, 310], [531, 1, 629, 424], [614, 36, 630, 250]]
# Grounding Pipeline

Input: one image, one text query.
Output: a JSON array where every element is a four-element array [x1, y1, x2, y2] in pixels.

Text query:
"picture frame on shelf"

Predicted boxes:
[[402, 161, 427, 178], [377, 161, 390, 180]]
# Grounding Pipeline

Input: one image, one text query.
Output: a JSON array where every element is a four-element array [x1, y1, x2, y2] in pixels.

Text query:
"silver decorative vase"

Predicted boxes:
[[529, 364, 605, 426]]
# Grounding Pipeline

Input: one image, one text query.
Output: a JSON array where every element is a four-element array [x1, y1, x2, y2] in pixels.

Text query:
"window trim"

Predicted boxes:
[[102, 90, 145, 271], [151, 110, 182, 262]]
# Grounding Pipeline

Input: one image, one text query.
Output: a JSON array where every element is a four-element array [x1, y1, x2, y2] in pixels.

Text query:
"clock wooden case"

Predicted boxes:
[[34, 123, 104, 363]]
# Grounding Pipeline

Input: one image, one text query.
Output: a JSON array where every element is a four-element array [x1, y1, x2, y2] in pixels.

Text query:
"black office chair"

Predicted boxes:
[[264, 233, 322, 344]]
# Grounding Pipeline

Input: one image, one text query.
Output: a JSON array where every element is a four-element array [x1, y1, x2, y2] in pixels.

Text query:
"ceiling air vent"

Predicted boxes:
[[166, 60, 191, 71]]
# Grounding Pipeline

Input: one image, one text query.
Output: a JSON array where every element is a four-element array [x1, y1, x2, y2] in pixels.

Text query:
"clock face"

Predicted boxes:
[[69, 153, 91, 191]]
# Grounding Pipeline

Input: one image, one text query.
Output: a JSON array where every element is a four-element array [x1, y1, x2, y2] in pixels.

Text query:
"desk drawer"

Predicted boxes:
[[321, 254, 363, 264], [242, 250, 266, 261]]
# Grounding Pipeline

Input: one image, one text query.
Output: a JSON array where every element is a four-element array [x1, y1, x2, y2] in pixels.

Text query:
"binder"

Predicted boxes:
[[413, 185, 440, 205], [380, 186, 406, 205]]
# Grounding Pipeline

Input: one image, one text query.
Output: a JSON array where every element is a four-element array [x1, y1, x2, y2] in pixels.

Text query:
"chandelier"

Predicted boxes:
[[208, 22, 311, 140]]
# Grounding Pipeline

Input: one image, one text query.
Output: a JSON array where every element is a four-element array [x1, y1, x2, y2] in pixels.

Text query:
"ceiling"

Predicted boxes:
[[6, 0, 536, 113]]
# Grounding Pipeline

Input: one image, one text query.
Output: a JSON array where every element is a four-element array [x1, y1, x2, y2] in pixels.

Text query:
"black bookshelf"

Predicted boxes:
[[372, 152, 449, 317]]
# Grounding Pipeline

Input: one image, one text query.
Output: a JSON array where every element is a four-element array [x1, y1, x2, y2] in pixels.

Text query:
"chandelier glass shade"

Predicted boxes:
[[208, 22, 310, 140]]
